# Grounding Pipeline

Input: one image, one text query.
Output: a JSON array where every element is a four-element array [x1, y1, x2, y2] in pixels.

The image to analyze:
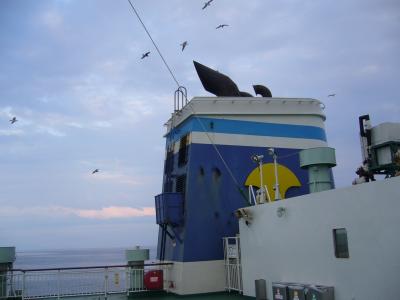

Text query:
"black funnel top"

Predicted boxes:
[[253, 85, 272, 97], [239, 91, 253, 97], [193, 61, 241, 97]]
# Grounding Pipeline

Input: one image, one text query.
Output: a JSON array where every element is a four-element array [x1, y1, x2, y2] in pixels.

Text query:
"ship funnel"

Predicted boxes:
[[299, 147, 336, 193], [193, 61, 241, 97], [253, 85, 272, 97]]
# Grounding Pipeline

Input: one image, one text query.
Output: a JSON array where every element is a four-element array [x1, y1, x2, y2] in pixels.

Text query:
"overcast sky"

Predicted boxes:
[[0, 0, 399, 251]]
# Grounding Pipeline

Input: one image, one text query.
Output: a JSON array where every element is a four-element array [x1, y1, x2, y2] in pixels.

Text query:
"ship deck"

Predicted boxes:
[[128, 291, 252, 299], [34, 292, 253, 300]]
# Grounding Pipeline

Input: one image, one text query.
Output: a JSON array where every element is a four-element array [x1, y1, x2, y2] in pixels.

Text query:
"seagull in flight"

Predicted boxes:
[[328, 94, 336, 97], [9, 117, 17, 124], [92, 169, 99, 174], [216, 24, 229, 29], [180, 41, 188, 51], [202, 0, 213, 10], [141, 51, 150, 59]]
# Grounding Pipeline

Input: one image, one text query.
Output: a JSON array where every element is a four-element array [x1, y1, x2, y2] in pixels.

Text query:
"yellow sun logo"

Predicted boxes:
[[245, 163, 301, 200]]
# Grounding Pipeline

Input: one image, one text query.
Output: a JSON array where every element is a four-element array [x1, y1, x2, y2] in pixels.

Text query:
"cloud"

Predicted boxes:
[[71, 73, 168, 124], [0, 106, 13, 118], [85, 171, 145, 186], [0, 107, 69, 137], [35, 126, 66, 137], [0, 129, 25, 136], [41, 10, 63, 31], [76, 206, 155, 219], [65, 122, 84, 128], [379, 103, 400, 116], [92, 121, 112, 128], [0, 206, 155, 220], [358, 64, 381, 75], [0, 107, 113, 136]]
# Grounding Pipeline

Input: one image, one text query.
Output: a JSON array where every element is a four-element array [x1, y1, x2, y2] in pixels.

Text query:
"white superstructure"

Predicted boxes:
[[238, 176, 400, 300]]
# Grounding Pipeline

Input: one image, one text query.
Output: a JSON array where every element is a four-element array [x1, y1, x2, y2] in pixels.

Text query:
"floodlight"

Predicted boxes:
[[267, 148, 275, 156], [251, 154, 264, 163]]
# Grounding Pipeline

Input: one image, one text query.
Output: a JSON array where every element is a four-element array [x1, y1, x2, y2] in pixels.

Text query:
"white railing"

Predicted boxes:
[[0, 263, 172, 299], [248, 184, 271, 205], [225, 264, 242, 292], [223, 236, 242, 293]]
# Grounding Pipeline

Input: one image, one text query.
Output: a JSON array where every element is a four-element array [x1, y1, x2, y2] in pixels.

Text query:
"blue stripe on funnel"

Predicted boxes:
[[167, 117, 327, 142]]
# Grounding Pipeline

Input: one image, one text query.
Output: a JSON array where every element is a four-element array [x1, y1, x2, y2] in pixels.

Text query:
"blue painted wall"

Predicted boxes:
[[157, 142, 313, 262]]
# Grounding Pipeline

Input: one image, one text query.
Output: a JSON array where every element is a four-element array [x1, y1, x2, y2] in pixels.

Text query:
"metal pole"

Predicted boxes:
[[22, 272, 25, 300], [57, 270, 60, 300], [104, 267, 108, 299], [264, 185, 271, 202], [273, 154, 281, 200], [259, 161, 265, 203], [225, 238, 231, 291], [125, 267, 129, 295]]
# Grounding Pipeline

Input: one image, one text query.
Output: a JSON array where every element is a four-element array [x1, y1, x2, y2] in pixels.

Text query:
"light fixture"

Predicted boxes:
[[251, 154, 264, 163], [267, 148, 275, 156], [251, 154, 266, 203], [277, 207, 287, 218], [267, 148, 281, 200]]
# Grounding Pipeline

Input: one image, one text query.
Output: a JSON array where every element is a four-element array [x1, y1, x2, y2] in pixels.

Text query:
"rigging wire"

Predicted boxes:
[[127, 0, 249, 204], [127, 0, 181, 87]]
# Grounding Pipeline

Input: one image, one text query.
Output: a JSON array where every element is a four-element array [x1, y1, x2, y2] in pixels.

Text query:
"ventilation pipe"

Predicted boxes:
[[0, 247, 15, 297], [126, 246, 150, 291], [299, 147, 336, 193]]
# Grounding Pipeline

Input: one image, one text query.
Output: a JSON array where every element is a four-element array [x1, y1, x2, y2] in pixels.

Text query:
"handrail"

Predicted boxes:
[[174, 86, 187, 111], [11, 262, 173, 272]]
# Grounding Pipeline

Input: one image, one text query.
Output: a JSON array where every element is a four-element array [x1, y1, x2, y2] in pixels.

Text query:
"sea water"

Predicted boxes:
[[11, 247, 157, 296], [14, 247, 157, 269]]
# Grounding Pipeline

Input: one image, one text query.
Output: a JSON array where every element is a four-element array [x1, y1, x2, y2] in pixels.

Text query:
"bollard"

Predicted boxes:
[[255, 279, 267, 300]]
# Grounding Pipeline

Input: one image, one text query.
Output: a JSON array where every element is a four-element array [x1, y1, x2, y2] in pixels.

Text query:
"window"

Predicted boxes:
[[163, 178, 173, 193], [198, 166, 205, 177], [333, 228, 349, 258], [164, 147, 174, 175], [178, 134, 190, 167], [212, 167, 222, 182]]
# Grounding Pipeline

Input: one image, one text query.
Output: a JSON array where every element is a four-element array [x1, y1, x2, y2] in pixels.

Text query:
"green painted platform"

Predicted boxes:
[[34, 291, 253, 300], [128, 291, 253, 300]]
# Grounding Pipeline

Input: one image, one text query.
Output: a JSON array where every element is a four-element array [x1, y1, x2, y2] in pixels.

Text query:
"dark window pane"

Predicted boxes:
[[178, 134, 189, 167], [163, 178, 173, 193], [165, 149, 174, 174], [333, 228, 349, 258]]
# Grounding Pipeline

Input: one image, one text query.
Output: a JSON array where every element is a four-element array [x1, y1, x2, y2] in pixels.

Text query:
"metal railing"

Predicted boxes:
[[174, 86, 188, 112], [225, 263, 242, 292], [0, 263, 172, 299], [223, 237, 242, 293]]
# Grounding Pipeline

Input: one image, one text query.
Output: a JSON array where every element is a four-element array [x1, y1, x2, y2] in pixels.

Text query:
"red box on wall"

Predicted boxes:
[[144, 270, 163, 290]]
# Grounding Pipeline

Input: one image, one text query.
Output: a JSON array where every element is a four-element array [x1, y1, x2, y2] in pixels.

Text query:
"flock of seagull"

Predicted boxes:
[[6, 0, 336, 176], [137, 1, 337, 99], [140, 0, 228, 59]]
